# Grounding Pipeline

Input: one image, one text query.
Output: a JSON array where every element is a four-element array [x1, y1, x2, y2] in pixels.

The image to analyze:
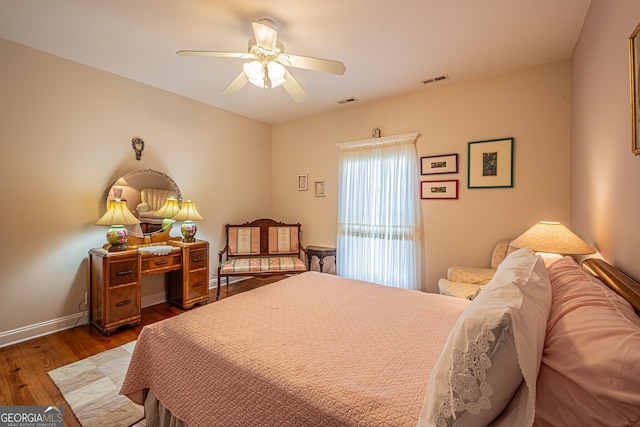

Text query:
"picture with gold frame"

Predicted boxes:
[[314, 179, 326, 197], [297, 174, 308, 191], [629, 22, 640, 155]]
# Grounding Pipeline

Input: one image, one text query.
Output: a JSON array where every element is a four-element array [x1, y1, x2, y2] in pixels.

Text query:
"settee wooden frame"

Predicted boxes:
[[217, 218, 307, 299]]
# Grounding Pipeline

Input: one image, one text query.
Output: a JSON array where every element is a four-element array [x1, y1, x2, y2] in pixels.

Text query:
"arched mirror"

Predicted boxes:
[[106, 169, 182, 240]]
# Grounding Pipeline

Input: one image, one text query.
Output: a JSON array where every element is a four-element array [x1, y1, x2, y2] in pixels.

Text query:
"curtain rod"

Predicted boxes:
[[336, 132, 421, 150]]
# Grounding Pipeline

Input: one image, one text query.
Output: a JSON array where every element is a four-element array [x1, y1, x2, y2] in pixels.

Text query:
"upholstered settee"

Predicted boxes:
[[135, 188, 177, 224], [438, 238, 514, 299], [217, 218, 307, 299]]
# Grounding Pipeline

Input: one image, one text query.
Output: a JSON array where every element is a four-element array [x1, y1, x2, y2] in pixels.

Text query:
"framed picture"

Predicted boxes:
[[468, 137, 514, 188], [420, 180, 458, 199], [630, 23, 640, 155], [420, 153, 458, 175], [297, 174, 308, 191], [314, 179, 326, 197]]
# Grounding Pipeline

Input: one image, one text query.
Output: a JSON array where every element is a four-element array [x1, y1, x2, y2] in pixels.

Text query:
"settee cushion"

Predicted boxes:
[[268, 226, 300, 254], [220, 257, 307, 274], [228, 227, 261, 255]]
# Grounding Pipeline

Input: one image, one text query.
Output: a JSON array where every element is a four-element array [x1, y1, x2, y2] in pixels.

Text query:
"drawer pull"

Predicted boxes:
[[116, 270, 133, 276], [116, 299, 132, 307], [193, 258, 204, 263], [192, 281, 204, 288], [155, 260, 169, 266]]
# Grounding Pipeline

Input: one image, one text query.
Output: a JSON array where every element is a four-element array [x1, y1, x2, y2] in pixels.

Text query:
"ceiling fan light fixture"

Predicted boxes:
[[267, 61, 286, 88], [178, 18, 345, 102], [243, 61, 265, 88]]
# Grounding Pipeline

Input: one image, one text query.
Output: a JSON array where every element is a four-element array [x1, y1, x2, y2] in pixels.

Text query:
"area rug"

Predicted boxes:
[[48, 340, 144, 427]]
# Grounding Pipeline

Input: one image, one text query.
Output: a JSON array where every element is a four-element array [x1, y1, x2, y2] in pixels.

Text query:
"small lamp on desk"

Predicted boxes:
[[172, 199, 204, 242], [96, 199, 141, 251], [510, 221, 595, 265]]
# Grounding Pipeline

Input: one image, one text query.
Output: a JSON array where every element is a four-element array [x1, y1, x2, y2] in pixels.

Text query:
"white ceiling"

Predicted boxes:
[[0, 0, 591, 124]]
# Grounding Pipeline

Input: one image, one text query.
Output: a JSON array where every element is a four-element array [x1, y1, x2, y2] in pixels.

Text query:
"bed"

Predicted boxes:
[[120, 249, 640, 427]]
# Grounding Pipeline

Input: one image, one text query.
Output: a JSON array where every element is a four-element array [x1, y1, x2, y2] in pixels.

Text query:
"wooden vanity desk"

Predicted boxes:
[[88, 238, 209, 335]]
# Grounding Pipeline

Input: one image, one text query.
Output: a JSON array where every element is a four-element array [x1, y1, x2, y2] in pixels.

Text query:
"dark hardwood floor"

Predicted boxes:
[[0, 275, 286, 427]]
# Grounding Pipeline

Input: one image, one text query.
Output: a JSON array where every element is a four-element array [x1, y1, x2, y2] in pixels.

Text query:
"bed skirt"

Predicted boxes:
[[144, 389, 188, 427]]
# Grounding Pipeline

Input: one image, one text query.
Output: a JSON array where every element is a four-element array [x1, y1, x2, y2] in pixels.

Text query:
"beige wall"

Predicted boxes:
[[0, 38, 271, 340], [571, 0, 640, 281], [272, 60, 572, 292]]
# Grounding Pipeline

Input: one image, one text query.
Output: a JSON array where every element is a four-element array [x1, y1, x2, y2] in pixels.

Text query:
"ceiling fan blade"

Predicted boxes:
[[252, 20, 278, 51], [282, 69, 309, 103], [177, 50, 254, 59], [222, 71, 249, 94], [278, 53, 346, 75]]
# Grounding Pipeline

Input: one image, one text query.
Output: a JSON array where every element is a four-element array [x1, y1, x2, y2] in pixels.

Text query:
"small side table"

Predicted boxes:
[[306, 246, 336, 273]]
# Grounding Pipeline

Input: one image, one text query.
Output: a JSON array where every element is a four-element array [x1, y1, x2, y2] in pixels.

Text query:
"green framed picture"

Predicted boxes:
[[467, 137, 514, 188]]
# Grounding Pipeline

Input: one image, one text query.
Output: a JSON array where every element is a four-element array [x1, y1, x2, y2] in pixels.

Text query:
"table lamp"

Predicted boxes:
[[510, 221, 595, 264], [96, 199, 141, 251], [172, 199, 204, 242], [154, 197, 181, 229]]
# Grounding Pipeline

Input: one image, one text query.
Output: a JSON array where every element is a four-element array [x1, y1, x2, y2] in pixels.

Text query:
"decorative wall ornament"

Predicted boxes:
[[131, 137, 145, 160], [372, 128, 381, 138]]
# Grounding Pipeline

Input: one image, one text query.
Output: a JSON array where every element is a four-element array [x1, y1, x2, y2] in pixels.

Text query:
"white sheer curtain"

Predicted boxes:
[[336, 133, 421, 290]]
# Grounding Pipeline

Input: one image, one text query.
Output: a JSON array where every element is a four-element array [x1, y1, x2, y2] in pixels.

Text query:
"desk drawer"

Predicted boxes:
[[108, 285, 140, 323], [142, 254, 181, 273], [109, 259, 138, 286], [189, 249, 208, 270], [188, 270, 209, 300]]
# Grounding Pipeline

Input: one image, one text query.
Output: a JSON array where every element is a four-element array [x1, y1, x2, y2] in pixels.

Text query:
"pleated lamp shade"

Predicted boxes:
[[510, 221, 595, 255], [96, 199, 141, 251], [155, 197, 181, 218], [96, 199, 140, 226], [172, 200, 204, 242]]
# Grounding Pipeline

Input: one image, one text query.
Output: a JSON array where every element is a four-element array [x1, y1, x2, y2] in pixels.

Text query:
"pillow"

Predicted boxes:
[[228, 227, 260, 255], [534, 256, 640, 427], [418, 248, 551, 427], [268, 226, 299, 254]]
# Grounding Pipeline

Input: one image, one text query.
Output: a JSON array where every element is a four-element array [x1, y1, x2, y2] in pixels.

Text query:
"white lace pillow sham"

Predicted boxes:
[[418, 248, 552, 427]]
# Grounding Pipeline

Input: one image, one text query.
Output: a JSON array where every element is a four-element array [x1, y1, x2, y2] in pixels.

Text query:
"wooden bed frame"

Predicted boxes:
[[583, 258, 640, 314]]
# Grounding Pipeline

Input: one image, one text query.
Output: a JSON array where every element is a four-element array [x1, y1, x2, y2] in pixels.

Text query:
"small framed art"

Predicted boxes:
[[297, 174, 308, 191], [420, 180, 458, 199], [420, 153, 458, 175], [630, 22, 640, 154], [314, 180, 326, 197], [467, 137, 514, 188]]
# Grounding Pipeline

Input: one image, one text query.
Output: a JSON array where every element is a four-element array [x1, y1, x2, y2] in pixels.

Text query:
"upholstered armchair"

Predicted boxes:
[[438, 238, 513, 299], [136, 188, 177, 224]]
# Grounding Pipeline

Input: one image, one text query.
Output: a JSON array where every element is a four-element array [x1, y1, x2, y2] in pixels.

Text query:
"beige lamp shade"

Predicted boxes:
[[155, 197, 181, 218], [510, 221, 595, 255], [96, 199, 141, 226], [172, 200, 204, 221]]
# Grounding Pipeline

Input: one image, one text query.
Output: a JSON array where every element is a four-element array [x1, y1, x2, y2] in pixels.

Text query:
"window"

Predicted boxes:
[[336, 133, 421, 289]]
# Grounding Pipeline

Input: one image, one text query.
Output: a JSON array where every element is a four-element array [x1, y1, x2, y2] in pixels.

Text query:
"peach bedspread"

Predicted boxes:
[[121, 272, 469, 427]]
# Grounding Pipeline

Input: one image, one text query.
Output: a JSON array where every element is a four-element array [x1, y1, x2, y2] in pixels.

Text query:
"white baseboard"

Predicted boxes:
[[0, 278, 227, 349], [0, 312, 88, 349]]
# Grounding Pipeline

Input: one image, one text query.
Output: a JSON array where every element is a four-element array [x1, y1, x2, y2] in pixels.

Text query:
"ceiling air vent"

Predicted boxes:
[[421, 74, 449, 85], [337, 97, 359, 104]]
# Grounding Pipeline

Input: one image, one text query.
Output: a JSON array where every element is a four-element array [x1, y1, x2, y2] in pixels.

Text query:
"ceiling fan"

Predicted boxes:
[[177, 19, 346, 103]]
